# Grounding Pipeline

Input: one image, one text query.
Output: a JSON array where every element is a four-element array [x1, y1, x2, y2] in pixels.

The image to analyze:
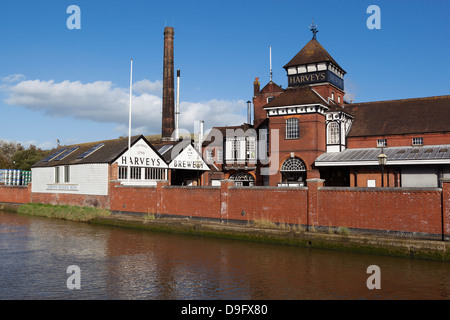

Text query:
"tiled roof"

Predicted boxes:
[[344, 95, 450, 137], [259, 81, 284, 95], [283, 38, 345, 72], [263, 86, 330, 108], [32, 135, 151, 168]]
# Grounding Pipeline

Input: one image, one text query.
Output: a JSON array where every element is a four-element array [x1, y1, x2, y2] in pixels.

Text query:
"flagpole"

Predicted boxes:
[[128, 58, 133, 183]]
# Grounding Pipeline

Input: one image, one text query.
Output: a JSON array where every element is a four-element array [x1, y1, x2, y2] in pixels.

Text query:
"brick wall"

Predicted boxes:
[[31, 192, 109, 208], [227, 186, 308, 224], [109, 182, 158, 213], [0, 185, 31, 204], [160, 186, 221, 219], [318, 187, 444, 237], [2, 179, 449, 240]]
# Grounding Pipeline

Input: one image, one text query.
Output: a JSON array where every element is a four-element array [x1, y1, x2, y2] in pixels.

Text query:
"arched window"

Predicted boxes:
[[281, 157, 306, 172], [229, 172, 255, 186], [327, 122, 340, 144], [280, 157, 306, 186]]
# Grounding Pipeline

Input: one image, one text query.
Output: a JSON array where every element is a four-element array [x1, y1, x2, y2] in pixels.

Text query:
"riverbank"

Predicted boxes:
[[92, 213, 450, 263], [2, 202, 448, 262]]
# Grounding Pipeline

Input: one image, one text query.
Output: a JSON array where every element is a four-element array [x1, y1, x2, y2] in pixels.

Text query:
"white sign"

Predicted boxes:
[[169, 144, 209, 171], [115, 138, 167, 169], [47, 184, 79, 191]]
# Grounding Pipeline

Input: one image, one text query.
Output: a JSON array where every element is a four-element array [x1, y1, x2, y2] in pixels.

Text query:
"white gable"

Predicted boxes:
[[169, 144, 210, 171], [114, 137, 167, 168]]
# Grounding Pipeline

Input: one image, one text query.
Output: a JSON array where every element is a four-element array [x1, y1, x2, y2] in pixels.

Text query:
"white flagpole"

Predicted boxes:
[[128, 58, 133, 183]]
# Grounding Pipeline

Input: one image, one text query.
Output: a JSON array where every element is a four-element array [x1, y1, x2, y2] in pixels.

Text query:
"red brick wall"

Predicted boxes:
[[318, 187, 443, 235], [2, 179, 449, 239], [0, 185, 31, 204], [110, 183, 158, 213], [227, 186, 308, 224], [31, 192, 109, 208], [442, 179, 450, 237], [161, 186, 221, 219]]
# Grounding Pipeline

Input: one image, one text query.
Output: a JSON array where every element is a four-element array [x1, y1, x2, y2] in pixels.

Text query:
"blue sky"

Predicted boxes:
[[0, 0, 448, 150]]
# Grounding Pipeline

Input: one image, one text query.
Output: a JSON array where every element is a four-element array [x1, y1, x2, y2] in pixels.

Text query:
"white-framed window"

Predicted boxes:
[[377, 139, 387, 147], [225, 136, 255, 162], [246, 136, 256, 160], [286, 118, 299, 139], [327, 122, 340, 144], [64, 166, 70, 183], [412, 137, 423, 146]]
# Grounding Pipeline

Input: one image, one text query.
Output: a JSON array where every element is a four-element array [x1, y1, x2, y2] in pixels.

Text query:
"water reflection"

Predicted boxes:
[[0, 211, 448, 300]]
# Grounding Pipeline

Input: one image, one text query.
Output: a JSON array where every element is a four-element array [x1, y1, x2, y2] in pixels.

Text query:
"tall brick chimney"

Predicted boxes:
[[161, 27, 175, 141]]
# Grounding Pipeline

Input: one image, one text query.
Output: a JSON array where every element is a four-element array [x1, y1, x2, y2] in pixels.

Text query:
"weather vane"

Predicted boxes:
[[309, 19, 318, 39]]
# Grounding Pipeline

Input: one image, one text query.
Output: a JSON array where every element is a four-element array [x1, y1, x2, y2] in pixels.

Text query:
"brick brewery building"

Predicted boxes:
[[203, 26, 450, 188], [2, 25, 450, 241]]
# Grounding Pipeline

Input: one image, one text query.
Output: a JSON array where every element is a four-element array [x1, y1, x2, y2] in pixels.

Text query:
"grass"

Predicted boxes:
[[17, 203, 111, 222]]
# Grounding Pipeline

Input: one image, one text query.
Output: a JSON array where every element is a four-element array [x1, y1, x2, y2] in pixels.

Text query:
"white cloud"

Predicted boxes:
[[1, 74, 26, 83], [2, 77, 248, 136], [132, 79, 162, 95]]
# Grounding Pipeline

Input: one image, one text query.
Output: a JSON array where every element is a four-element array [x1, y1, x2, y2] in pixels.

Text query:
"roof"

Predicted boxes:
[[263, 86, 330, 109], [203, 123, 255, 147], [283, 38, 345, 73], [32, 135, 153, 168], [315, 145, 450, 166], [344, 95, 450, 137], [259, 81, 284, 95], [153, 139, 191, 163]]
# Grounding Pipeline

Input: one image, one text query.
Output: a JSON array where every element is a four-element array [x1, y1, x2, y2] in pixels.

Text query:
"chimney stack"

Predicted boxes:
[[161, 27, 175, 141], [253, 77, 260, 96]]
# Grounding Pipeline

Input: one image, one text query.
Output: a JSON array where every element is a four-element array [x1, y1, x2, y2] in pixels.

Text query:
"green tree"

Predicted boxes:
[[0, 140, 24, 168], [11, 145, 49, 171]]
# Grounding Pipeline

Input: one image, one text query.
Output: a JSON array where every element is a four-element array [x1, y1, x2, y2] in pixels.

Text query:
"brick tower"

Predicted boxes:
[[161, 27, 175, 141]]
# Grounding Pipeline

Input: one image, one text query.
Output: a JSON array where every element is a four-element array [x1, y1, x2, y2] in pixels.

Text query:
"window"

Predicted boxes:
[[64, 166, 70, 183], [246, 136, 256, 160], [412, 137, 423, 146], [327, 122, 340, 144], [206, 149, 214, 163], [55, 167, 60, 183], [286, 118, 299, 139], [144, 168, 165, 180], [280, 157, 306, 185], [216, 148, 223, 164], [225, 136, 256, 162], [377, 139, 387, 147], [229, 172, 255, 186], [130, 167, 141, 180], [118, 166, 128, 180]]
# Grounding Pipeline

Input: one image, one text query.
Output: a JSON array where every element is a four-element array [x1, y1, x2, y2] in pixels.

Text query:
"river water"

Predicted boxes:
[[0, 210, 448, 300]]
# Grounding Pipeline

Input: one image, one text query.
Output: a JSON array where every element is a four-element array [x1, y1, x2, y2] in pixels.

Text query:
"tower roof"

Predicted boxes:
[[283, 38, 345, 73]]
